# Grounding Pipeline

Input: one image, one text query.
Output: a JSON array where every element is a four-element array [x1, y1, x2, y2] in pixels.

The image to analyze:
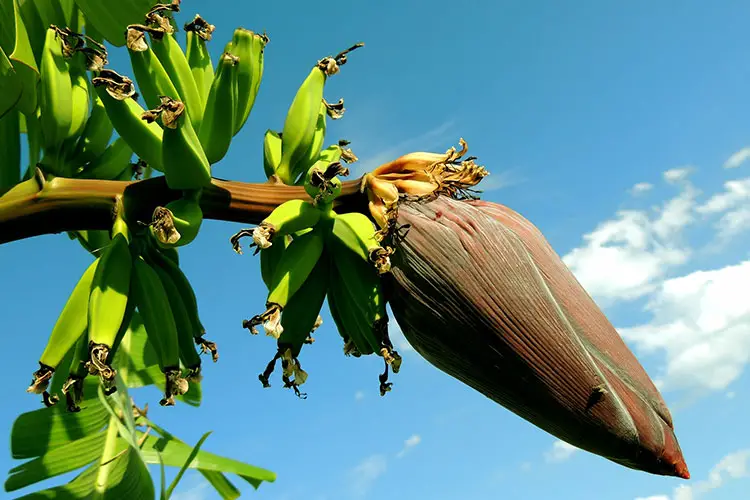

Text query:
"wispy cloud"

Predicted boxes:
[[723, 147, 750, 169], [663, 167, 693, 184], [355, 390, 365, 401], [396, 434, 422, 458], [348, 454, 388, 498], [352, 120, 457, 177], [544, 440, 579, 463], [630, 182, 654, 196]]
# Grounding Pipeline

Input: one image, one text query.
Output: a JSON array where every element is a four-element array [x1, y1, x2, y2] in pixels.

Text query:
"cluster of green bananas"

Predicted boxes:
[[232, 163, 401, 398], [27, 198, 218, 411]]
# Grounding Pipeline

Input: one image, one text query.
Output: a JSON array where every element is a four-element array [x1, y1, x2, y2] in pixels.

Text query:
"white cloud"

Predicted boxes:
[[631, 182, 654, 195], [723, 147, 750, 169], [673, 449, 750, 500], [349, 454, 387, 498], [696, 178, 750, 240], [663, 167, 693, 183], [396, 434, 422, 458], [562, 181, 696, 303], [544, 440, 579, 463], [727, 391, 736, 399], [619, 260, 750, 392], [355, 390, 365, 401], [635, 496, 670, 500]]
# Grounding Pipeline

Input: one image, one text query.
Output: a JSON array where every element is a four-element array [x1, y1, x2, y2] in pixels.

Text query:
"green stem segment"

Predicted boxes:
[[0, 173, 367, 244]]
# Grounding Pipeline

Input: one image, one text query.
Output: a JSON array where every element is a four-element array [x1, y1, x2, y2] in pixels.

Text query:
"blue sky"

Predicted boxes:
[[2, 1, 750, 499]]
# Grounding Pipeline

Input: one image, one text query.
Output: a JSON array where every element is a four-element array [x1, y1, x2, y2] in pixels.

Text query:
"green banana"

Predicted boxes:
[[86, 213, 133, 393], [263, 129, 282, 179], [72, 229, 113, 257], [126, 26, 181, 112], [38, 26, 73, 157], [149, 30, 204, 132], [91, 69, 165, 172], [143, 96, 211, 190], [69, 91, 114, 165], [259, 234, 290, 289], [198, 51, 238, 164], [327, 258, 374, 356], [72, 0, 157, 47], [291, 100, 327, 184], [232, 28, 268, 135], [73, 137, 133, 180], [146, 259, 203, 382], [276, 43, 362, 184], [0, 108, 21, 195], [240, 199, 322, 251], [244, 227, 325, 339], [330, 212, 393, 274], [27, 257, 99, 401], [131, 255, 188, 407], [149, 190, 203, 248], [144, 242, 218, 362], [64, 53, 91, 144], [184, 15, 215, 105]]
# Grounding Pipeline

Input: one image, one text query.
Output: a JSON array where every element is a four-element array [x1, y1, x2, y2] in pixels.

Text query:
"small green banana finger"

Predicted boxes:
[[259, 234, 290, 289], [143, 96, 211, 190], [131, 255, 188, 407], [86, 212, 133, 394], [244, 227, 325, 339], [276, 43, 362, 184], [149, 29, 204, 132], [73, 137, 133, 180], [126, 26, 181, 113], [198, 51, 239, 164], [330, 212, 393, 274], [27, 256, 99, 402], [262, 129, 282, 179], [149, 190, 204, 248], [68, 91, 115, 165], [39, 26, 74, 158], [91, 69, 164, 172], [184, 15, 215, 106], [232, 28, 268, 136], [231, 199, 321, 252]]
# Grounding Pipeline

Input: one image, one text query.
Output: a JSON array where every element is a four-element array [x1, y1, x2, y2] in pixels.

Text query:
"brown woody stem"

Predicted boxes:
[[0, 174, 367, 245]]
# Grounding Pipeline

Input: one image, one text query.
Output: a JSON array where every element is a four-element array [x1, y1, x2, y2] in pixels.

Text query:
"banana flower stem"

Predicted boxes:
[[0, 169, 367, 244]]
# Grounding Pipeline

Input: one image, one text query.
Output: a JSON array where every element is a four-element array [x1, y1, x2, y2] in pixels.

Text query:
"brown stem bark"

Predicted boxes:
[[0, 174, 368, 245]]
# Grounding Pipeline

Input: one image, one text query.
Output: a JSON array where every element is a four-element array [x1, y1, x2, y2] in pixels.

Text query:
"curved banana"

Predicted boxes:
[[238, 199, 321, 251], [291, 100, 327, 185], [71, 229, 113, 257], [39, 26, 73, 155], [327, 257, 374, 356], [145, 255, 203, 382], [91, 69, 164, 172], [145, 243, 218, 362], [198, 51, 239, 164], [232, 28, 268, 136], [244, 227, 325, 339], [143, 96, 211, 190], [126, 26, 181, 113], [27, 256, 99, 401], [86, 211, 133, 394], [73, 137, 133, 180], [62, 52, 91, 157], [131, 255, 188, 407], [263, 129, 282, 179], [259, 234, 290, 289], [69, 91, 114, 165], [184, 15, 215, 105], [150, 30, 204, 132], [149, 191, 203, 248]]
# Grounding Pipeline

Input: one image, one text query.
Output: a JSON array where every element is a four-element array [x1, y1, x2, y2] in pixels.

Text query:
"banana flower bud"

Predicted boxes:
[[382, 195, 689, 479]]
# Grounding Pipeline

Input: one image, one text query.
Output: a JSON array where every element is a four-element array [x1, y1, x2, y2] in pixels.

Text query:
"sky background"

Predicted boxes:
[[2, 1, 750, 499]]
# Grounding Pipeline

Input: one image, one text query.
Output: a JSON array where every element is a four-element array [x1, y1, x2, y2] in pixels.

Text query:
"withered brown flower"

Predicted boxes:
[[382, 195, 690, 479]]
